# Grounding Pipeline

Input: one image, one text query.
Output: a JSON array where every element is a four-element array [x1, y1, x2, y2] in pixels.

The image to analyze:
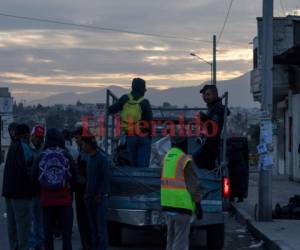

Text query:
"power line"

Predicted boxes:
[[0, 12, 213, 44], [217, 0, 235, 45], [0, 12, 247, 46]]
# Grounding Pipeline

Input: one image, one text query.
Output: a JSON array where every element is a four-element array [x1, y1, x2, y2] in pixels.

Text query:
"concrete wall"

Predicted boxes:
[[257, 17, 295, 57], [276, 109, 286, 175], [285, 109, 293, 177], [292, 94, 300, 180]]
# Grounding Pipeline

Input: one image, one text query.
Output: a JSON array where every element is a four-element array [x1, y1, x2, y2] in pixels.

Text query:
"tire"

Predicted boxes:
[[108, 221, 122, 246], [206, 223, 225, 249]]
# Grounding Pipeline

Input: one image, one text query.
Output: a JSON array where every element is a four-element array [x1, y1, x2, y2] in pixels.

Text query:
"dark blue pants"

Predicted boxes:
[[127, 136, 151, 167], [29, 196, 44, 249], [85, 197, 108, 250], [43, 206, 73, 250]]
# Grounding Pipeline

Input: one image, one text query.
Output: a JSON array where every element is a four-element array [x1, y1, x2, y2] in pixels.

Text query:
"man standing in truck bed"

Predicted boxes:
[[193, 84, 229, 170], [108, 78, 153, 168]]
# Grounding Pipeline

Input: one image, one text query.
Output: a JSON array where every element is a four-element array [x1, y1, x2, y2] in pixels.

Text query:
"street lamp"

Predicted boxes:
[[190, 52, 213, 85]]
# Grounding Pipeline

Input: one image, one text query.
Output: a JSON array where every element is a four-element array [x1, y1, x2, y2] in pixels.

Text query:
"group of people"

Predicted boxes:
[[2, 124, 110, 250], [2, 77, 227, 250]]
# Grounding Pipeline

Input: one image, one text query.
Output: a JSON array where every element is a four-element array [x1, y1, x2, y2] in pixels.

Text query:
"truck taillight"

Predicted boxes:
[[223, 177, 230, 199]]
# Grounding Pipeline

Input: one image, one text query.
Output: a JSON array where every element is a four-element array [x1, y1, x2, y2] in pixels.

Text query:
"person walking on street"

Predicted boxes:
[[73, 127, 91, 250], [108, 78, 153, 168], [2, 124, 34, 250], [29, 125, 45, 250], [32, 128, 77, 250], [81, 136, 111, 250], [161, 136, 202, 250]]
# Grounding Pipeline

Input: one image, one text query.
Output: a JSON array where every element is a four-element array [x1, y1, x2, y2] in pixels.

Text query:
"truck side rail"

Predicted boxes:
[[104, 89, 229, 174]]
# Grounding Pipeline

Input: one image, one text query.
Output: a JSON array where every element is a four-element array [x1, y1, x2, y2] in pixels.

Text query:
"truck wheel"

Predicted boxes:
[[206, 224, 225, 249], [108, 221, 122, 246]]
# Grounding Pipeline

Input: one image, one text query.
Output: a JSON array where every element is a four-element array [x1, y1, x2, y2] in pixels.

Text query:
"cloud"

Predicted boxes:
[[0, 0, 299, 102]]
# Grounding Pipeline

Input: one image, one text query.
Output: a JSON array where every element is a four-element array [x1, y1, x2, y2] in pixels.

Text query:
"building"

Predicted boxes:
[[0, 88, 13, 165], [250, 15, 300, 179]]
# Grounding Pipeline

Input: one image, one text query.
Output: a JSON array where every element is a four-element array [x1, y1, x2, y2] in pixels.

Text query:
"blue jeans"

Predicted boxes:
[[127, 136, 151, 168], [29, 197, 44, 249], [85, 196, 108, 250]]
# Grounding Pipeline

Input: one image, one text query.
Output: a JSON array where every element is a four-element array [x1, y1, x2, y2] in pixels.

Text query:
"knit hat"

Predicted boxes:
[[131, 78, 146, 94]]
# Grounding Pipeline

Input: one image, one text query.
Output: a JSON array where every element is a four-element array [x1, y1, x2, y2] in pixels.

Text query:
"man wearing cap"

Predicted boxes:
[[161, 136, 202, 250], [108, 78, 153, 168], [193, 85, 229, 170], [29, 124, 45, 250]]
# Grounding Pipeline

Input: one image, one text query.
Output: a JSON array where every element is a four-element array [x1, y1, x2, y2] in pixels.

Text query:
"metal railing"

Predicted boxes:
[[104, 89, 229, 172]]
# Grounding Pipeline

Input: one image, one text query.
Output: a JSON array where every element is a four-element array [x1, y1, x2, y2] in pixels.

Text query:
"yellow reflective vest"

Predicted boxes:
[[160, 147, 196, 214]]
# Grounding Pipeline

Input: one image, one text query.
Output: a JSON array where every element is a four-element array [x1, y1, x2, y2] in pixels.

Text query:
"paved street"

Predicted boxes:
[[0, 168, 265, 250]]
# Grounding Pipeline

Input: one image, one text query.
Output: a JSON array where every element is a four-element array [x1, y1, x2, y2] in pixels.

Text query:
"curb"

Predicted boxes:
[[231, 204, 295, 250]]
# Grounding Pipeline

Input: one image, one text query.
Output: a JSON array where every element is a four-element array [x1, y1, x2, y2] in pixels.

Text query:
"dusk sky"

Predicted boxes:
[[0, 0, 299, 101]]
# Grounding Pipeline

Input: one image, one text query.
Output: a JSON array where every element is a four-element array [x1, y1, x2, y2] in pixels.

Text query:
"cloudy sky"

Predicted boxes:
[[0, 0, 299, 101]]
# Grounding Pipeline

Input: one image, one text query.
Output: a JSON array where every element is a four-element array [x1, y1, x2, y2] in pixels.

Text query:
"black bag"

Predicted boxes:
[[273, 195, 300, 219]]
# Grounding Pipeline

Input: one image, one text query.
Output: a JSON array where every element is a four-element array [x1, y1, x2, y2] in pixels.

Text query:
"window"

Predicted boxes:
[[253, 48, 258, 69], [0, 150, 4, 164]]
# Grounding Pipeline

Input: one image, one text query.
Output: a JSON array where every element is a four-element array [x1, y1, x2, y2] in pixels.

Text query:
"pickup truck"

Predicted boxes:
[[105, 90, 230, 249]]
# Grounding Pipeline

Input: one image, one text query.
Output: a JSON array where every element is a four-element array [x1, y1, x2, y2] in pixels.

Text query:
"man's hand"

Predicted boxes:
[[196, 202, 203, 220]]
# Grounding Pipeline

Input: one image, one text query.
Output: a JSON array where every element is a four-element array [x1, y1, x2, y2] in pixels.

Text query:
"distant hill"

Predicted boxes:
[[30, 72, 259, 107]]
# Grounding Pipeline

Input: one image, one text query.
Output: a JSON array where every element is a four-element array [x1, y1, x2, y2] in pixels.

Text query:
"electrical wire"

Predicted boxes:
[[0, 12, 212, 44], [0, 11, 248, 46], [217, 0, 235, 45]]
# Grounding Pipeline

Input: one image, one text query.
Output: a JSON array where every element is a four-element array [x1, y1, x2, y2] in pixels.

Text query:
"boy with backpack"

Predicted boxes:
[[108, 78, 153, 168], [32, 128, 77, 250]]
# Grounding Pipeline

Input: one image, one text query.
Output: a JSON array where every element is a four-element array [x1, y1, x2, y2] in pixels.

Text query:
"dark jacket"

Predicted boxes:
[[75, 150, 89, 190], [193, 98, 229, 170], [31, 128, 77, 207], [108, 91, 153, 134], [85, 150, 111, 198], [2, 139, 33, 199]]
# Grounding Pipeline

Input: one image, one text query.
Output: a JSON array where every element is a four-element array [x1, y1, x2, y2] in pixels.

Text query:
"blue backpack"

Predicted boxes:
[[38, 148, 71, 190]]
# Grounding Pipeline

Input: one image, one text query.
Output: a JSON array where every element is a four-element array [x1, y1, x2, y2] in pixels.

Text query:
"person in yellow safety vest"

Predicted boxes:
[[161, 136, 202, 250], [108, 78, 153, 168]]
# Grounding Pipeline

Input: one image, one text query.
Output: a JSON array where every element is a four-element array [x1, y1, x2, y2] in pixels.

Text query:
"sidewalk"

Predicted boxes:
[[232, 171, 300, 250]]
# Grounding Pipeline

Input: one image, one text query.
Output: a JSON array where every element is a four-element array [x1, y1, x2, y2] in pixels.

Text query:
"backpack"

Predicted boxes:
[[121, 94, 144, 129], [38, 148, 71, 190]]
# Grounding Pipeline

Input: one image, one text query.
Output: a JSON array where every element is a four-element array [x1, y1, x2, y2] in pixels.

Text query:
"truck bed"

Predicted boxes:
[[109, 166, 225, 225]]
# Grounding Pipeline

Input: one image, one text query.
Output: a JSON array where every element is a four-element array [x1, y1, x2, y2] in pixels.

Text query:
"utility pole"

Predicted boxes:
[[213, 35, 217, 85], [258, 0, 273, 221]]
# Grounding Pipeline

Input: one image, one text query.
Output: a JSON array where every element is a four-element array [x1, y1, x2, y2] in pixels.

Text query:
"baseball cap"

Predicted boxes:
[[31, 124, 45, 138]]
